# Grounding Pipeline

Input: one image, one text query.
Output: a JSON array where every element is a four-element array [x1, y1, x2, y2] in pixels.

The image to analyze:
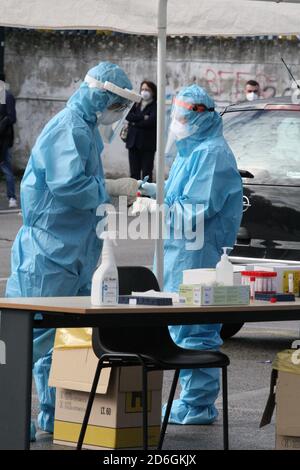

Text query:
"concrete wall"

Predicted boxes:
[[5, 30, 300, 175]]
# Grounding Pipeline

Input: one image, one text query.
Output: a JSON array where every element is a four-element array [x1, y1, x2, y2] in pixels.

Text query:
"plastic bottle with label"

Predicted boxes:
[[216, 247, 234, 286], [91, 231, 119, 306]]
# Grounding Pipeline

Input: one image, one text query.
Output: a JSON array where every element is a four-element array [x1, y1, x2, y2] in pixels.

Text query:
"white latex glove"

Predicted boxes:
[[131, 196, 157, 215]]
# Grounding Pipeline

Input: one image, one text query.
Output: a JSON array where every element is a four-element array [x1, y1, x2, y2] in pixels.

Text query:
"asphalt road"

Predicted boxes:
[[1, 192, 299, 450]]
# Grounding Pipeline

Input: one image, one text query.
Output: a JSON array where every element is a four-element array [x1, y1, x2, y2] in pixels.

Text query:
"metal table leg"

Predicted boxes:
[[0, 309, 33, 450]]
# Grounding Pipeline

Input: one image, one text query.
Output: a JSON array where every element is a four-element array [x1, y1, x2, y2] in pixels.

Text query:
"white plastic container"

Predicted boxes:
[[183, 268, 216, 286], [216, 247, 234, 286], [91, 232, 118, 306]]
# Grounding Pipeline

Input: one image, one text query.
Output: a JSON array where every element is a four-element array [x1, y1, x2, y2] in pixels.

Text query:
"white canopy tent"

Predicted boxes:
[[2, 0, 300, 35], [1, 0, 300, 287]]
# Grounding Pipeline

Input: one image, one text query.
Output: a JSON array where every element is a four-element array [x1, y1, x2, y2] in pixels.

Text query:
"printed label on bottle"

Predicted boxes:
[[102, 277, 118, 304]]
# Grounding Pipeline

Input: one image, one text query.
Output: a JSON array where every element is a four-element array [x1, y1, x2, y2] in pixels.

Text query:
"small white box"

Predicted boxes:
[[183, 268, 242, 286], [183, 268, 216, 285], [179, 284, 250, 306]]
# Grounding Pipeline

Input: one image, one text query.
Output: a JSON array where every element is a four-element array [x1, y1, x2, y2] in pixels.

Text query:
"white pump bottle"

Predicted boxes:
[[91, 231, 119, 306], [216, 247, 234, 286]]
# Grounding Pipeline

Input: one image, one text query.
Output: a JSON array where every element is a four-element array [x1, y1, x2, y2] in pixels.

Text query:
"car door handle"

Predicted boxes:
[[239, 169, 254, 179]]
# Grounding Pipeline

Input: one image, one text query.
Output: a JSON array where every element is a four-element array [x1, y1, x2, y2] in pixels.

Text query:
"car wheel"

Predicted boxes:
[[221, 323, 244, 340]]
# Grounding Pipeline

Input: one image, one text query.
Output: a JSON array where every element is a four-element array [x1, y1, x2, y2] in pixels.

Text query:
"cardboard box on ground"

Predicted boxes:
[[49, 328, 163, 450], [276, 370, 300, 450], [260, 349, 300, 450]]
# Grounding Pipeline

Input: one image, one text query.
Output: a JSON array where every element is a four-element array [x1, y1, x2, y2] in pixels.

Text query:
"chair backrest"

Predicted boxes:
[[118, 266, 160, 295], [92, 266, 172, 357]]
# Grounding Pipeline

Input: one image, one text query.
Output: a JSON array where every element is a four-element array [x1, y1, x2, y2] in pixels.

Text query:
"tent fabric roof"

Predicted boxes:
[[2, 0, 300, 36]]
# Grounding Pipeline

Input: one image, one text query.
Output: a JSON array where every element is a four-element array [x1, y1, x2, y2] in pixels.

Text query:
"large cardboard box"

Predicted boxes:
[[260, 350, 300, 450], [275, 370, 300, 450], [49, 347, 163, 449]]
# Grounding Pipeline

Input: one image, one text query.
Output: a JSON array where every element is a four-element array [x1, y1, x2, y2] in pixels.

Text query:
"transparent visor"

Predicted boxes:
[[84, 74, 141, 143], [97, 101, 135, 144], [165, 97, 214, 153]]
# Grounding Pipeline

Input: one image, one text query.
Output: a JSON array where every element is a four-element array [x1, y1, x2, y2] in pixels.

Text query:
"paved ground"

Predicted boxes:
[[0, 179, 299, 450]]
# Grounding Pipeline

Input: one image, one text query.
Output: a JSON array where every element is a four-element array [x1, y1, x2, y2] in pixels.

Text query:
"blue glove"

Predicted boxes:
[[137, 175, 149, 189], [139, 182, 157, 198]]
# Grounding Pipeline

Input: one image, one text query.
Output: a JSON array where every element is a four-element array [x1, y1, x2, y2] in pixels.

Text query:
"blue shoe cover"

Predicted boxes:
[[162, 399, 218, 425]]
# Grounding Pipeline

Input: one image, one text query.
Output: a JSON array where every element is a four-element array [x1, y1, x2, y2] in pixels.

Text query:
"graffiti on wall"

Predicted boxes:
[[165, 63, 295, 106]]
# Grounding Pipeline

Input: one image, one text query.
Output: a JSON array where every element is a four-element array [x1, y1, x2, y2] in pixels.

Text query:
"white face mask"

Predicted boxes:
[[141, 90, 152, 101], [246, 92, 259, 102], [170, 119, 191, 141]]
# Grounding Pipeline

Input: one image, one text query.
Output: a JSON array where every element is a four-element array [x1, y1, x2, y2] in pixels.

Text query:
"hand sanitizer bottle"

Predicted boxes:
[[216, 247, 234, 286], [91, 231, 119, 306]]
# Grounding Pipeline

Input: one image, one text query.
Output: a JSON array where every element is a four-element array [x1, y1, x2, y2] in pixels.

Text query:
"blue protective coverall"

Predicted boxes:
[[162, 85, 243, 424], [5, 62, 132, 434]]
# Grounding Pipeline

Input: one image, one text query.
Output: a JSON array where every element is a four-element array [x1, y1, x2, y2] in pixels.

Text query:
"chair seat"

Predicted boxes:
[[149, 349, 230, 369], [102, 349, 229, 369]]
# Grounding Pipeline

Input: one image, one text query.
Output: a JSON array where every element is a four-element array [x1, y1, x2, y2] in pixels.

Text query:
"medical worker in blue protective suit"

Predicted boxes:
[[140, 85, 243, 424], [5, 62, 140, 439]]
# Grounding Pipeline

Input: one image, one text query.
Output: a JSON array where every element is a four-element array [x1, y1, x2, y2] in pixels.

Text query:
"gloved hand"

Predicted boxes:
[[138, 182, 157, 198], [137, 175, 149, 189], [131, 196, 157, 215]]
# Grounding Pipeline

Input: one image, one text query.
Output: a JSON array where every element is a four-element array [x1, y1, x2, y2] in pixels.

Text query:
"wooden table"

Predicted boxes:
[[1, 296, 300, 450]]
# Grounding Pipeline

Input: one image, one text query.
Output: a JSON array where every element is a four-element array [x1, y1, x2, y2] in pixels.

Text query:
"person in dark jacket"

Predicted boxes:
[[126, 80, 157, 182], [0, 73, 17, 208]]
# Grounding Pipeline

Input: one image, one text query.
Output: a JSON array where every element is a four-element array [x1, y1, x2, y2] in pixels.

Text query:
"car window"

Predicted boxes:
[[223, 110, 300, 184]]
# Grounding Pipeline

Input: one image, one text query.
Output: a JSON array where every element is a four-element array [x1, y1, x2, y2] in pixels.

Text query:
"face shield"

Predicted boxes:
[[165, 96, 214, 154], [84, 74, 141, 142]]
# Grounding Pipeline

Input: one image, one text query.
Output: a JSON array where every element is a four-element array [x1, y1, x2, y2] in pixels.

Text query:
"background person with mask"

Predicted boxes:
[[0, 73, 18, 208], [126, 80, 157, 182], [140, 85, 243, 425], [5, 61, 140, 439], [244, 79, 261, 102]]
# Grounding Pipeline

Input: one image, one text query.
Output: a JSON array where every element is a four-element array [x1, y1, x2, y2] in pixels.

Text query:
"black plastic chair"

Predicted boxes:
[[77, 266, 230, 450]]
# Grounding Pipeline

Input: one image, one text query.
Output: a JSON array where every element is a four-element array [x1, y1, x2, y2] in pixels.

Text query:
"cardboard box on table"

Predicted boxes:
[[179, 284, 250, 306], [49, 328, 163, 450]]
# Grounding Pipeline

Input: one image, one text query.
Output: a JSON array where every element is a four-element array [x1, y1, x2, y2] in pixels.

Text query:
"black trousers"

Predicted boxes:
[[128, 147, 155, 182]]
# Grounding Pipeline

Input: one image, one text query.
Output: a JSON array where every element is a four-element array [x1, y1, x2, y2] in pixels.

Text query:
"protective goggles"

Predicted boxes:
[[173, 97, 214, 113]]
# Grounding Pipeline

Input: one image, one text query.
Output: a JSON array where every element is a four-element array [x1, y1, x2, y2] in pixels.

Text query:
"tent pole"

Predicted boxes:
[[155, 0, 167, 289], [0, 27, 4, 78]]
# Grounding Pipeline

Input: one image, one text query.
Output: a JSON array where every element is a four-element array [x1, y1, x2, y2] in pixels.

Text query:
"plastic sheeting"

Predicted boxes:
[[273, 349, 300, 375], [2, 0, 300, 36], [54, 328, 92, 349]]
